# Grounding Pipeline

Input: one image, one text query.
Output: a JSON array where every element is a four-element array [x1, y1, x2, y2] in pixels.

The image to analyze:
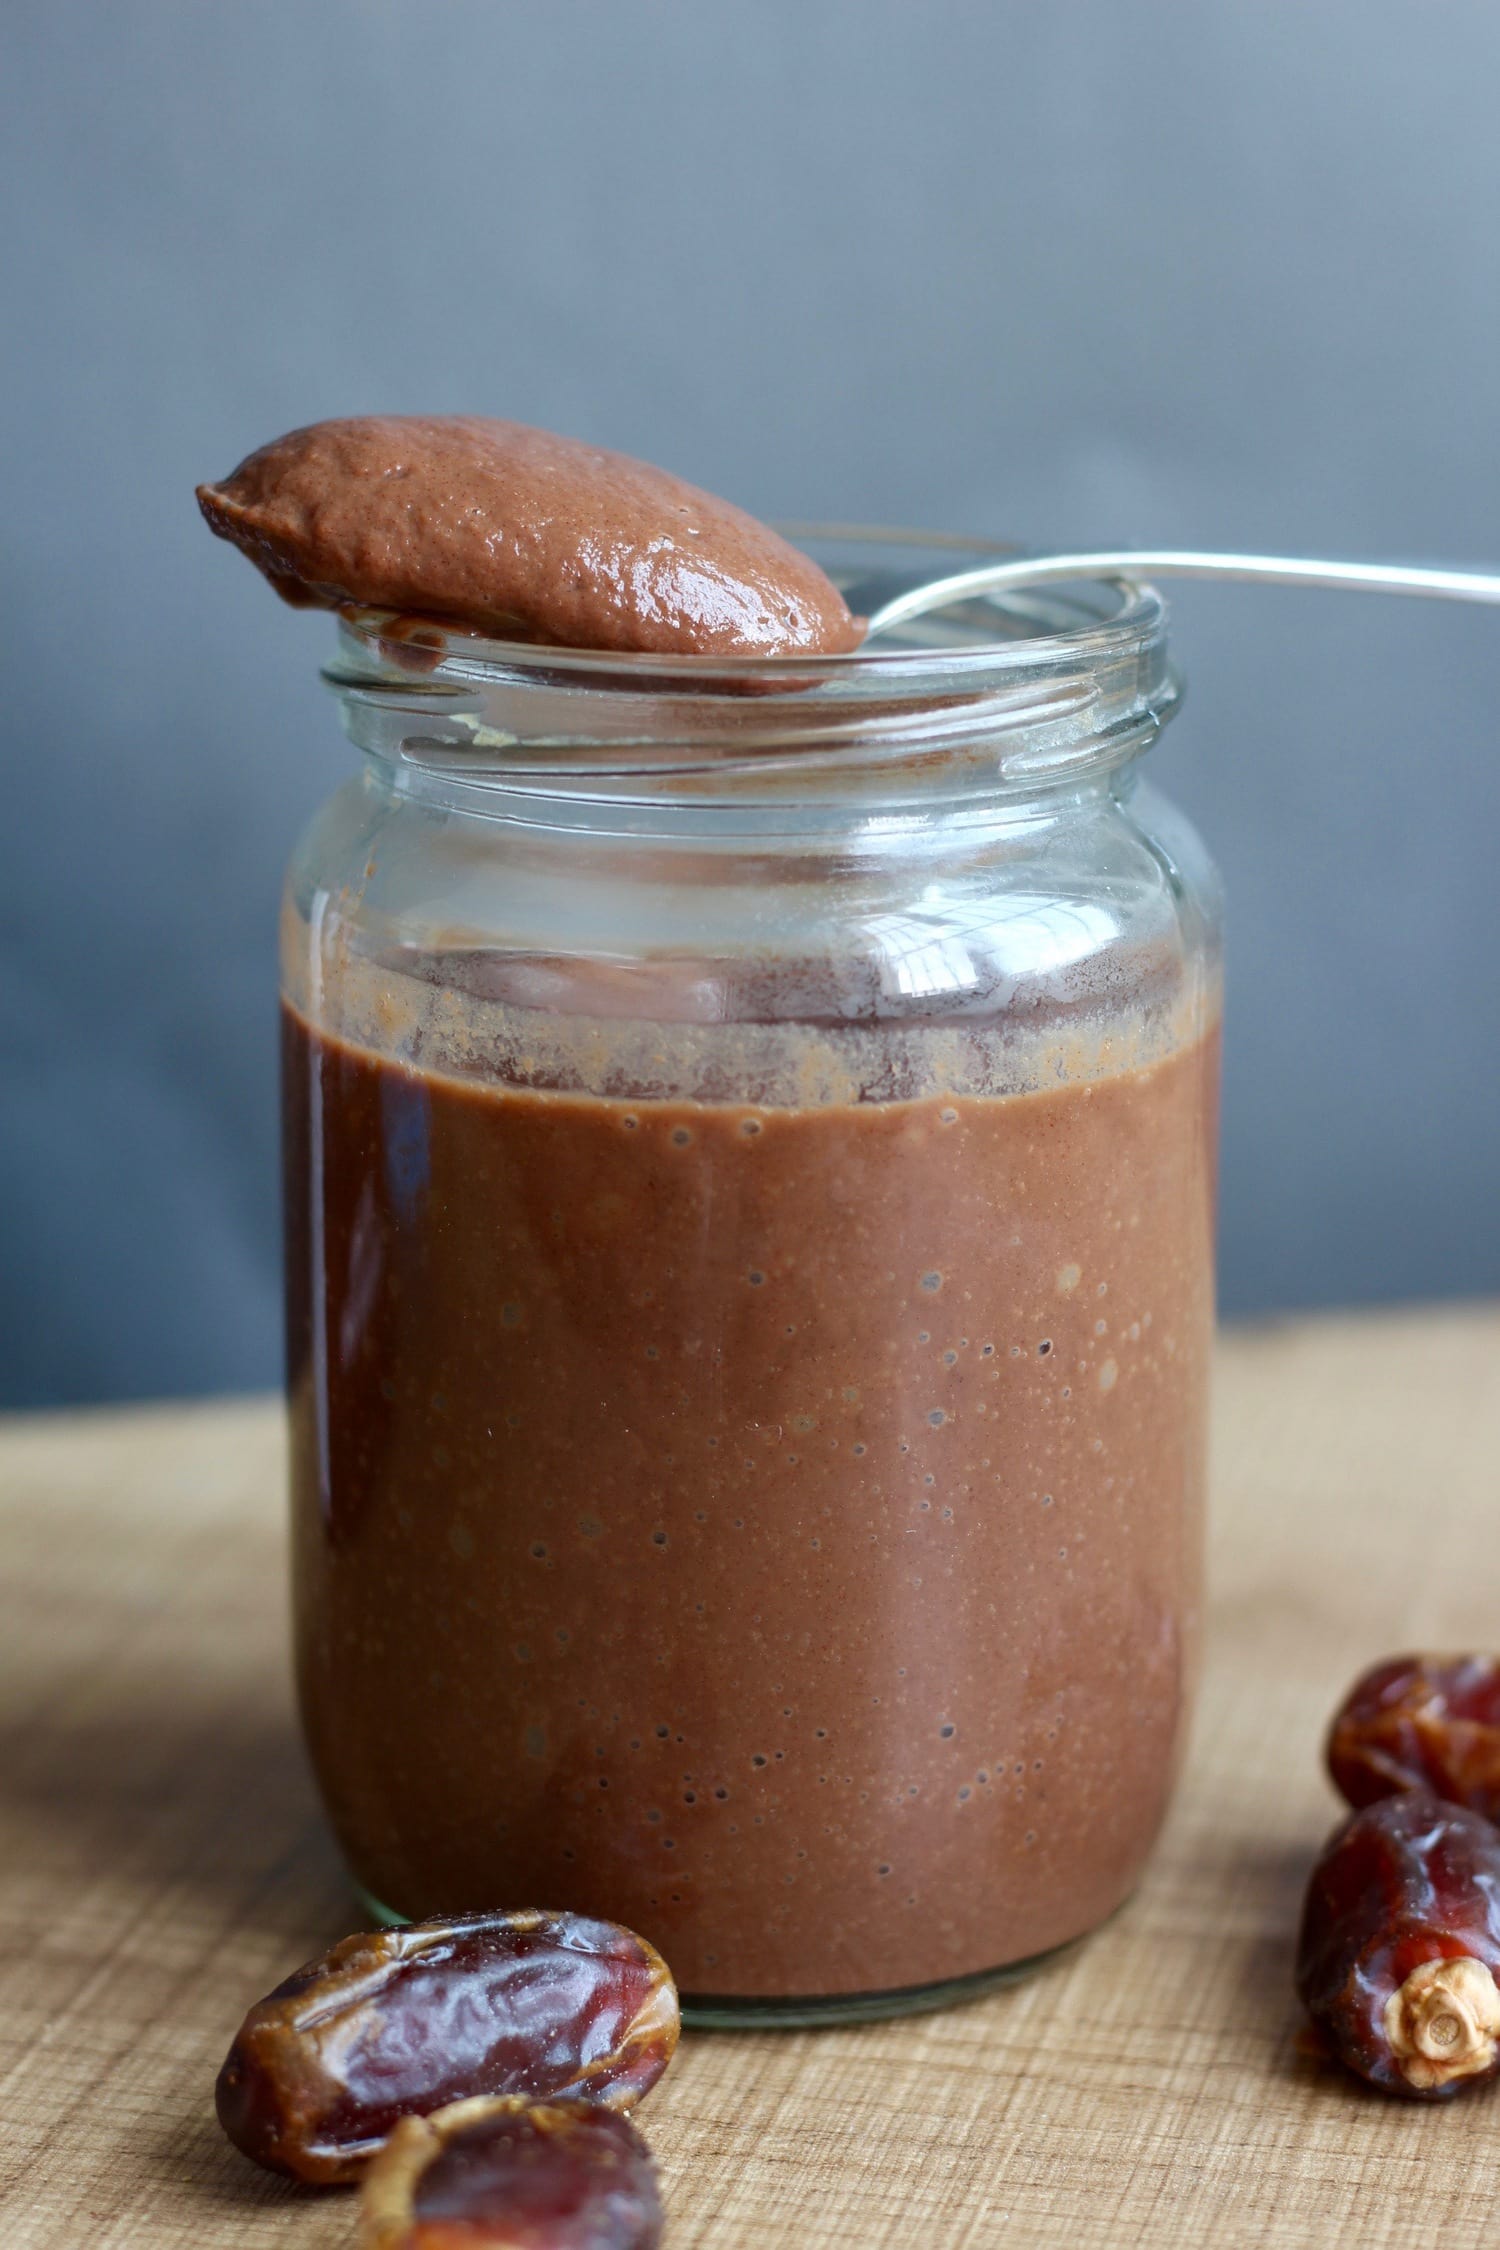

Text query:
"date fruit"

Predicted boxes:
[[216, 1909, 679, 2183], [1327, 1653, 1500, 1821], [1296, 1792, 1500, 2096], [360, 2096, 662, 2250]]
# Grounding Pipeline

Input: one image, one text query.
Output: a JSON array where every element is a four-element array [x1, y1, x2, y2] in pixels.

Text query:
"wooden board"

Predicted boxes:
[[2, 1305, 1498, 2249]]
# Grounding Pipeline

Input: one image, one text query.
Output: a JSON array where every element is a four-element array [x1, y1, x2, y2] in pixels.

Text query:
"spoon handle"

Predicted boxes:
[[863, 550, 1500, 639]]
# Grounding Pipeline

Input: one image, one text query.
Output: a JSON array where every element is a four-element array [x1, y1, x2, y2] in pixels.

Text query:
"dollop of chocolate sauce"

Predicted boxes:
[[197, 415, 860, 657]]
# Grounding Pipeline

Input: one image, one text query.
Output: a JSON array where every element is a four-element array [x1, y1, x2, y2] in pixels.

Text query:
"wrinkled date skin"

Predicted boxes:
[[360, 2096, 662, 2250], [1296, 1793, 1500, 2097], [216, 1910, 679, 2183], [1328, 1654, 1500, 1821]]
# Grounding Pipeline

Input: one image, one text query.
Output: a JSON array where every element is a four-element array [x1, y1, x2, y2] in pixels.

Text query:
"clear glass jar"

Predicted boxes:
[[281, 534, 1222, 2026]]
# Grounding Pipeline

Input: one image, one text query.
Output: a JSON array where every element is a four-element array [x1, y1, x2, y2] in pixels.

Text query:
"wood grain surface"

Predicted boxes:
[[2, 1306, 1498, 2249]]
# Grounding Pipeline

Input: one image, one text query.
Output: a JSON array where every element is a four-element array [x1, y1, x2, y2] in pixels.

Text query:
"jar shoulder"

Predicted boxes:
[[282, 773, 1220, 1103]]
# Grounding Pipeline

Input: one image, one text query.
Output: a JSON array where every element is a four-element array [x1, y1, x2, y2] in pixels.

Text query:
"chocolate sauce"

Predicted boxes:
[[198, 417, 860, 656], [285, 1003, 1217, 2001]]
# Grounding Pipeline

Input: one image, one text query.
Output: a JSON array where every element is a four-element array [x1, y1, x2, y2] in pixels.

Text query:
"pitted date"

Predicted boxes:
[[216, 1909, 679, 2183], [360, 2096, 662, 2250], [1328, 1654, 1500, 1821], [1296, 1793, 1500, 2096]]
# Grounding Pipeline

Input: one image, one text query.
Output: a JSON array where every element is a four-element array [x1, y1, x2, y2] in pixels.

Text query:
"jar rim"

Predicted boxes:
[[322, 528, 1179, 805], [329, 524, 1167, 681]]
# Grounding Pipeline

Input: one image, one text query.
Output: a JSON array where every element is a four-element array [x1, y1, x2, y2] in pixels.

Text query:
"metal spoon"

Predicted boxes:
[[862, 550, 1500, 641]]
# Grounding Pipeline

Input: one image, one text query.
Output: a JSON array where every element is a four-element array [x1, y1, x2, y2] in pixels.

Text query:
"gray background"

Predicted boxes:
[[3, 2, 1497, 1408]]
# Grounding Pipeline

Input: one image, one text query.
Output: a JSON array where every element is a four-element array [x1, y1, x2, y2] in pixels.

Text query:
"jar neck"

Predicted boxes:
[[366, 743, 1147, 860], [321, 535, 1179, 844]]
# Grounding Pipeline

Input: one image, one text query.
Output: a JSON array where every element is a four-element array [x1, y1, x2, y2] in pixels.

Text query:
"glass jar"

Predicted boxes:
[[280, 534, 1222, 2026]]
